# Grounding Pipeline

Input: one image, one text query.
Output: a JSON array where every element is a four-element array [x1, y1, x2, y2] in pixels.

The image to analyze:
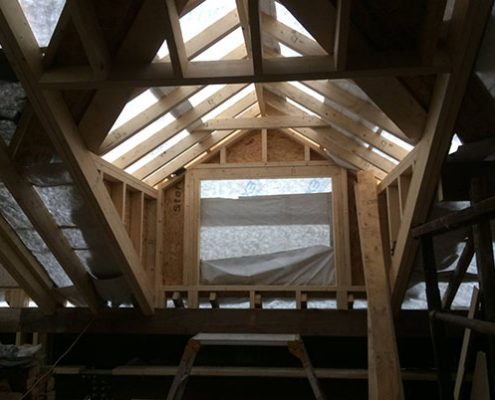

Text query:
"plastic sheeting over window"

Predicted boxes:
[[199, 178, 334, 285]]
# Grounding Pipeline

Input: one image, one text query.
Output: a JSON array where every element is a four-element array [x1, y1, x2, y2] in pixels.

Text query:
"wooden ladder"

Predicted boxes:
[[166, 333, 326, 400]]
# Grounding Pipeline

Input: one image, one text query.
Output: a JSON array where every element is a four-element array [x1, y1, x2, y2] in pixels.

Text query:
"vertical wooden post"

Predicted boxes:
[[355, 171, 404, 400], [471, 177, 495, 395], [421, 234, 454, 400]]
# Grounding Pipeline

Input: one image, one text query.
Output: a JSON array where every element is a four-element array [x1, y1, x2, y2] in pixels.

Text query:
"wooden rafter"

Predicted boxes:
[[0, 0, 155, 314], [78, 0, 171, 152], [0, 142, 101, 313], [146, 105, 261, 186], [66, 0, 110, 76], [264, 82, 407, 161], [236, 0, 265, 114], [164, 0, 188, 77], [100, 44, 246, 156], [334, 0, 351, 71], [277, 0, 427, 143], [0, 216, 60, 314], [113, 83, 249, 170], [265, 93, 390, 179], [134, 91, 257, 180], [390, 0, 493, 309]]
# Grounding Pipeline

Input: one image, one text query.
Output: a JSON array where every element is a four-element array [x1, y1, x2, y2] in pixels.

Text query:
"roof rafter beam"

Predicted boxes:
[[334, 0, 351, 71], [236, 0, 265, 114], [264, 82, 407, 161], [277, 0, 427, 143], [100, 44, 246, 156], [78, 0, 171, 152], [0, 142, 101, 313], [0, 0, 155, 315], [113, 83, 248, 170], [134, 91, 257, 180], [66, 0, 111, 76], [390, 0, 493, 309], [264, 92, 391, 178], [164, 0, 188, 78], [0, 216, 60, 314], [146, 105, 260, 186]]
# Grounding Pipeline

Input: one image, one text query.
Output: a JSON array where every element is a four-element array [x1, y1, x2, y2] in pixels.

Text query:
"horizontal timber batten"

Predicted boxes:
[[0, 308, 466, 336], [38, 56, 450, 90]]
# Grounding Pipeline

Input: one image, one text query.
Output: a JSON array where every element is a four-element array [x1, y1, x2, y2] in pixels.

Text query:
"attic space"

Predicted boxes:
[[0, 0, 495, 399]]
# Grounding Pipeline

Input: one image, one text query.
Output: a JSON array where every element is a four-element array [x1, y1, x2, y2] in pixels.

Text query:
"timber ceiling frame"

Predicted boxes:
[[0, 0, 492, 314]]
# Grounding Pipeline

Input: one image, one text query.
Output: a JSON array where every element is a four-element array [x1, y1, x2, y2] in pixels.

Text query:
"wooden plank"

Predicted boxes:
[[355, 171, 404, 400], [39, 55, 449, 89], [143, 105, 260, 187], [129, 191, 145, 259], [261, 128, 267, 162], [386, 184, 401, 253], [66, 0, 110, 76], [113, 83, 248, 170], [470, 352, 491, 400], [132, 90, 257, 180], [0, 0, 155, 314], [0, 216, 59, 314], [266, 81, 407, 161], [198, 116, 328, 131], [334, 0, 351, 71], [302, 80, 407, 143], [277, 0, 427, 143], [454, 287, 479, 400], [247, 0, 262, 77], [164, 0, 188, 77], [419, 0, 448, 64], [390, 0, 493, 309], [0, 142, 101, 313], [78, 0, 170, 152]]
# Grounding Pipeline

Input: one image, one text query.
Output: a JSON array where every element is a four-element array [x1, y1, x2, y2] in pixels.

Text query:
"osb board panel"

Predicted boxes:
[[162, 181, 185, 285], [143, 198, 157, 282], [348, 172, 365, 285], [310, 149, 327, 161], [226, 130, 262, 163], [203, 152, 221, 164], [267, 130, 305, 162]]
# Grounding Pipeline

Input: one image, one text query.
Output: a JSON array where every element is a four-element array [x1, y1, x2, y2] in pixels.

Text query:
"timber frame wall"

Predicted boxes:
[[115, 128, 366, 310]]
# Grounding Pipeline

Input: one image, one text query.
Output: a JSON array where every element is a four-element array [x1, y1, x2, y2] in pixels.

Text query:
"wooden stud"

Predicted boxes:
[[164, 0, 188, 77], [355, 171, 404, 400], [454, 287, 479, 400], [386, 184, 401, 255], [261, 128, 267, 163], [334, 0, 351, 71], [0, 216, 59, 314], [66, 0, 110, 76], [391, 0, 493, 310], [129, 191, 145, 260]]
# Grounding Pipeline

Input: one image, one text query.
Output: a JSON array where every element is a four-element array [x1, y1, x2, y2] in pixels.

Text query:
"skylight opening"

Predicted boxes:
[[156, 39, 170, 60], [274, 1, 313, 38], [286, 97, 320, 118], [289, 81, 325, 103], [18, 0, 65, 47], [188, 84, 226, 107], [279, 43, 302, 57], [180, 0, 235, 42], [192, 28, 245, 61], [125, 129, 190, 174], [380, 130, 414, 152], [448, 133, 463, 154], [103, 112, 176, 162], [110, 90, 159, 132], [202, 85, 255, 122]]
